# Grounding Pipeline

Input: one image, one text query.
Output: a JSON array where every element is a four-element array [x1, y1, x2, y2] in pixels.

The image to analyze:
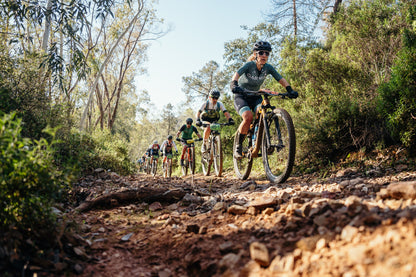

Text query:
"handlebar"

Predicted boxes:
[[201, 122, 233, 127], [243, 89, 292, 99], [176, 137, 203, 143]]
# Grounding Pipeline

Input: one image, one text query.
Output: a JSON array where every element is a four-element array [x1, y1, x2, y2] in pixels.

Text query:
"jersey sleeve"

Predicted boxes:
[[179, 125, 185, 132], [267, 64, 283, 81], [192, 126, 199, 134], [160, 141, 166, 151], [172, 141, 178, 151], [198, 102, 207, 113], [236, 62, 252, 77]]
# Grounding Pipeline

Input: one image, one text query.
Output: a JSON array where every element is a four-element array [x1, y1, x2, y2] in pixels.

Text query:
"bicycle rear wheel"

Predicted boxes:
[[213, 135, 223, 177], [262, 108, 296, 183], [233, 132, 253, 180]]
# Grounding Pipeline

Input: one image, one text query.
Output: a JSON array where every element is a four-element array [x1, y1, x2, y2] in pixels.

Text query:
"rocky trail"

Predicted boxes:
[[60, 158, 416, 277]]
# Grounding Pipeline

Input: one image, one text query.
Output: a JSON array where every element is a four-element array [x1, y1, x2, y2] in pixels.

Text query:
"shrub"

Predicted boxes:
[[0, 113, 71, 230]]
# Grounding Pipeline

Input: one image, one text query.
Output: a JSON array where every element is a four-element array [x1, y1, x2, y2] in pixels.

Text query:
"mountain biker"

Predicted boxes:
[[195, 89, 235, 153], [160, 135, 178, 166], [230, 40, 298, 158], [148, 140, 160, 165], [176, 118, 202, 166]]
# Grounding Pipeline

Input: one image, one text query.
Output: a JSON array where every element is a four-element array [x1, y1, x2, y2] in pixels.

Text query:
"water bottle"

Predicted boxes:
[[252, 125, 258, 144]]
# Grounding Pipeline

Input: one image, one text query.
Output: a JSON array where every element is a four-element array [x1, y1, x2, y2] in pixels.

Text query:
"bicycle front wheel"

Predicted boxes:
[[201, 150, 211, 176], [167, 159, 172, 178], [152, 160, 158, 176], [213, 135, 223, 177], [182, 152, 189, 176], [262, 108, 296, 183], [189, 147, 196, 174], [233, 132, 253, 180]]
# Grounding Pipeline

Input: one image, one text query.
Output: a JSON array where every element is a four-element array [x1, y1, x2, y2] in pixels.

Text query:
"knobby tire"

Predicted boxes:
[[213, 135, 223, 177], [262, 108, 296, 183], [233, 132, 253, 180]]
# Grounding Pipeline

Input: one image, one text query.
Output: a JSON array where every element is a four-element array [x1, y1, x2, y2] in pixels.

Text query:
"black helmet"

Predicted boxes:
[[167, 135, 173, 140], [209, 89, 220, 98], [186, 118, 193, 124], [253, 41, 272, 52]]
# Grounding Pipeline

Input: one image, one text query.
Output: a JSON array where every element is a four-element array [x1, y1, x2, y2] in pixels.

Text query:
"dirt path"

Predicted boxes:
[[69, 166, 416, 277]]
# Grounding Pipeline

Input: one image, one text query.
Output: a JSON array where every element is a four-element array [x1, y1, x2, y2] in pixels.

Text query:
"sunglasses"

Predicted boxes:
[[258, 51, 270, 57], [211, 97, 219, 100]]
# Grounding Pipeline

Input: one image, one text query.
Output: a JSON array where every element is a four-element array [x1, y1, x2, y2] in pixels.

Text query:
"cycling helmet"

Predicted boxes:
[[167, 135, 173, 140], [153, 140, 158, 144], [253, 41, 272, 52], [186, 118, 193, 124], [209, 89, 220, 98]]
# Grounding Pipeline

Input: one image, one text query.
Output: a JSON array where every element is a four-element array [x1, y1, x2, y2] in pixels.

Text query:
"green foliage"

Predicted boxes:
[[377, 4, 416, 152], [0, 113, 70, 230], [54, 129, 136, 176], [277, 35, 383, 164]]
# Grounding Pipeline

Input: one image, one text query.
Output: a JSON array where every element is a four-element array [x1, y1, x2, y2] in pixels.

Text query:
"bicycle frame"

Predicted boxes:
[[183, 142, 194, 163], [249, 94, 278, 157]]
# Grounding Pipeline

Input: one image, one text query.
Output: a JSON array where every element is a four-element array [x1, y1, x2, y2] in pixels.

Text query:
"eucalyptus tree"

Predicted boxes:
[[79, 0, 168, 131], [161, 103, 179, 136], [181, 60, 228, 104], [266, 0, 332, 40]]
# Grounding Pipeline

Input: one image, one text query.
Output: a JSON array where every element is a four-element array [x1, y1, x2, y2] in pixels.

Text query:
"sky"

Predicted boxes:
[[134, 0, 271, 112]]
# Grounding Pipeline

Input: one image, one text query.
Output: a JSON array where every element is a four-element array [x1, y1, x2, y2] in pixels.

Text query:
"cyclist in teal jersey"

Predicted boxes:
[[176, 118, 202, 166], [230, 40, 298, 158]]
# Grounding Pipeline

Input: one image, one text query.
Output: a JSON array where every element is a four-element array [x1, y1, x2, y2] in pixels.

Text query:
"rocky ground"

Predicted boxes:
[[59, 155, 416, 277]]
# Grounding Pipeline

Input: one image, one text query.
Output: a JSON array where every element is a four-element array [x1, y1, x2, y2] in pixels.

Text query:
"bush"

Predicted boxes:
[[54, 128, 136, 176], [377, 5, 416, 152], [0, 113, 71, 230]]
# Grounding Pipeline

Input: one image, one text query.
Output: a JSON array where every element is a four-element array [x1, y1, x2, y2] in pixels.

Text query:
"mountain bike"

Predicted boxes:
[[177, 138, 202, 176], [200, 121, 233, 177], [233, 89, 296, 183], [162, 152, 176, 178], [150, 154, 159, 176]]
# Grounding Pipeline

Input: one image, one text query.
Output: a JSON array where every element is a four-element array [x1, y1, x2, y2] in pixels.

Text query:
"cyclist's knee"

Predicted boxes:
[[241, 110, 253, 122]]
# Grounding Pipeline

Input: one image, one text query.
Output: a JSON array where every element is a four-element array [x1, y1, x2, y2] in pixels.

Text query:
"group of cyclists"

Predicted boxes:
[[137, 40, 298, 178]]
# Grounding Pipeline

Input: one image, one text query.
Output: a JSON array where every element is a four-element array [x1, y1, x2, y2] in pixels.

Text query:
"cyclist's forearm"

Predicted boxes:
[[279, 78, 290, 88]]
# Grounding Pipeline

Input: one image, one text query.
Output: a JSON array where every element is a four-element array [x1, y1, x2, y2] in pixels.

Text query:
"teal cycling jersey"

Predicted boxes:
[[237, 61, 282, 91]]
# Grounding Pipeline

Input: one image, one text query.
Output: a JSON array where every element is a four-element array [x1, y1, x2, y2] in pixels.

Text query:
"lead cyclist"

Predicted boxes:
[[230, 40, 298, 159]]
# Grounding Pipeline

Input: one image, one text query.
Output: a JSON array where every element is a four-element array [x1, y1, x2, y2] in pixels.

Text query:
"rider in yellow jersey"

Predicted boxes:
[[195, 89, 234, 153]]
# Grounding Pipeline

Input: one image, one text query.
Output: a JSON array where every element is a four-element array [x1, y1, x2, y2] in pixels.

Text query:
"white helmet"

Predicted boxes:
[[153, 140, 158, 144]]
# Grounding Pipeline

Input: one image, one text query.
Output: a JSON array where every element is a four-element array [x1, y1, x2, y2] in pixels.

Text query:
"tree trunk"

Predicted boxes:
[[292, 0, 298, 37], [75, 187, 187, 212], [333, 0, 342, 15], [79, 9, 142, 131], [41, 0, 53, 52]]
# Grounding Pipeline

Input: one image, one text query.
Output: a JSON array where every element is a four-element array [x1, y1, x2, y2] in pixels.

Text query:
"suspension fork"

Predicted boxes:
[[262, 112, 272, 150]]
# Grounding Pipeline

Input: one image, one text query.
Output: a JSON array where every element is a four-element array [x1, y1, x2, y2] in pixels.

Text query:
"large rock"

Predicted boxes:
[[385, 181, 416, 199]]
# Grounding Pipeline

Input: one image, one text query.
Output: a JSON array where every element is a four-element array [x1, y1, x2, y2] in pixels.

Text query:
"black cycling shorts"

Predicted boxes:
[[233, 94, 263, 116]]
